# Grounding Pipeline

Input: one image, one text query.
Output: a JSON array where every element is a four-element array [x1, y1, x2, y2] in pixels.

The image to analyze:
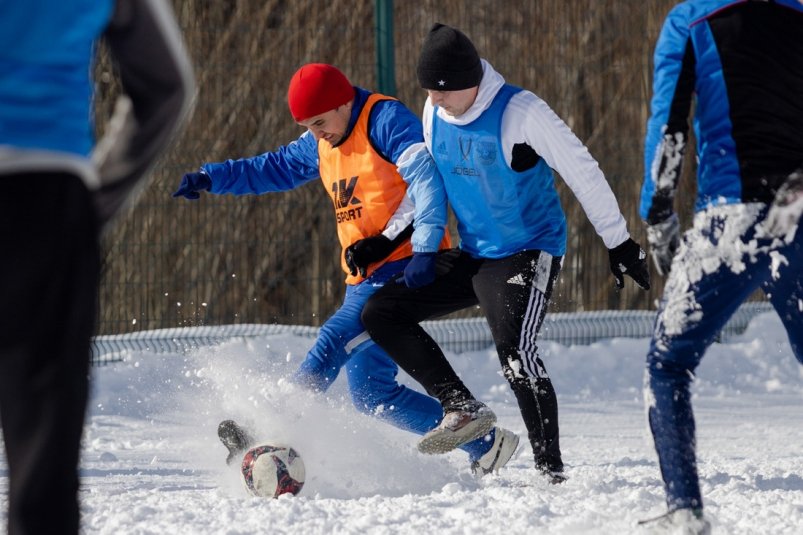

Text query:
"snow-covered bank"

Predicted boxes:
[[2, 312, 801, 534]]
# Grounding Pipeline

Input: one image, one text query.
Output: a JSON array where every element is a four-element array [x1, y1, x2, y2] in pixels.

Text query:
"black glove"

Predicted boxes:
[[344, 224, 415, 277], [172, 171, 212, 200], [646, 213, 681, 276], [345, 235, 396, 277], [608, 238, 651, 290]]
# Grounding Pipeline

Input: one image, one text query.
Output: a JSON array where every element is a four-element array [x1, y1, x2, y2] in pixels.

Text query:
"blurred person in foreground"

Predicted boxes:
[[0, 0, 194, 533], [639, 0, 803, 532], [361, 23, 650, 484], [173, 63, 520, 476]]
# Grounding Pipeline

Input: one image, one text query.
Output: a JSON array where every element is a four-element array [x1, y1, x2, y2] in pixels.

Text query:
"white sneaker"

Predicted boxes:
[[638, 508, 711, 534], [418, 403, 496, 454], [471, 427, 520, 476]]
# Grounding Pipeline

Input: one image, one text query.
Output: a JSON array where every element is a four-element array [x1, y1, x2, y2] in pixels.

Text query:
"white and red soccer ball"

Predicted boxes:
[[240, 443, 305, 498]]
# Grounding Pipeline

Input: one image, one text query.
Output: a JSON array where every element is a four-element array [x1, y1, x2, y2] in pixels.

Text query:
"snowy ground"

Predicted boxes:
[[1, 311, 802, 534]]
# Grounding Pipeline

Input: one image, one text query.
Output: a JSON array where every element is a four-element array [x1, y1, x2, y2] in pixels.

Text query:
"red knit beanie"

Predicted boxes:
[[287, 63, 355, 121]]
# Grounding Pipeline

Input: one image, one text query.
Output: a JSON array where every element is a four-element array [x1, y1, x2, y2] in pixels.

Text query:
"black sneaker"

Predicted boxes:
[[217, 419, 255, 466], [535, 460, 567, 484], [540, 467, 567, 485]]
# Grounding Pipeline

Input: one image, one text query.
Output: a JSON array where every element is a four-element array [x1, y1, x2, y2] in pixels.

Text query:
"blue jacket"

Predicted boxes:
[[202, 87, 447, 253], [0, 0, 114, 156], [1, 0, 194, 228], [641, 0, 803, 223]]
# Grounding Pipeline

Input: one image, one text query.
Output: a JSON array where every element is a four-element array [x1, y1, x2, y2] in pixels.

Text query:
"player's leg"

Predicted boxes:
[[345, 346, 440, 431], [646, 206, 769, 511], [225, 257, 493, 465], [287, 254, 449, 436], [220, 259, 413, 463], [362, 249, 481, 408], [362, 249, 497, 452], [473, 250, 565, 482], [345, 347, 503, 462], [291, 259, 408, 391], [0, 174, 99, 535], [761, 223, 803, 363]]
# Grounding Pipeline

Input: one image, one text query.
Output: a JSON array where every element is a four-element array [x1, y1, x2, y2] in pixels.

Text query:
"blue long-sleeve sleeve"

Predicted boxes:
[[200, 88, 446, 250], [641, 2, 694, 224], [369, 98, 447, 252], [201, 131, 320, 195], [397, 143, 447, 252], [641, 0, 803, 222]]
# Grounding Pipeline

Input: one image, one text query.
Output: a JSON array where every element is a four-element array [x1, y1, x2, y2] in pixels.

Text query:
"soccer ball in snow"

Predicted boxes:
[[241, 443, 305, 498]]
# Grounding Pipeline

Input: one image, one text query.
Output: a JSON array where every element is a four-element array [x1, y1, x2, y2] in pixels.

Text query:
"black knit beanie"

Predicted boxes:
[[416, 23, 483, 90]]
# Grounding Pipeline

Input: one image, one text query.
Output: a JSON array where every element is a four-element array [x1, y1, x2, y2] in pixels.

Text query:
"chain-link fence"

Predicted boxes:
[[96, 0, 701, 336]]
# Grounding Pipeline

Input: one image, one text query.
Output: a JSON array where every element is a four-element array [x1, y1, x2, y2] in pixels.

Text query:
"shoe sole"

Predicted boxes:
[[418, 411, 497, 454]]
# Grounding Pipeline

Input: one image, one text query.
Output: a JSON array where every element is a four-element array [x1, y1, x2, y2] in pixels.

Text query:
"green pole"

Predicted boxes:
[[374, 0, 396, 96]]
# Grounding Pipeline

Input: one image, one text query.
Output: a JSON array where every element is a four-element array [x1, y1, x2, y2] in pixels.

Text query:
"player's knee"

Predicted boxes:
[[647, 331, 709, 375], [349, 380, 401, 416], [647, 350, 695, 385], [313, 326, 350, 364], [360, 296, 389, 335], [776, 313, 803, 364], [791, 342, 803, 365], [499, 347, 548, 383], [348, 387, 382, 416]]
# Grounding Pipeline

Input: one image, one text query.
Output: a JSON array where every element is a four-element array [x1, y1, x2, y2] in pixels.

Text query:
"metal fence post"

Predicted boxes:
[[375, 0, 396, 96]]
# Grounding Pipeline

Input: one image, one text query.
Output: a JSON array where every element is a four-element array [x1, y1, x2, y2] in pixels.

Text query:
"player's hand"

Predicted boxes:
[[345, 235, 395, 277], [172, 171, 212, 200], [608, 238, 651, 290], [761, 169, 803, 240], [398, 252, 437, 288], [646, 213, 681, 276]]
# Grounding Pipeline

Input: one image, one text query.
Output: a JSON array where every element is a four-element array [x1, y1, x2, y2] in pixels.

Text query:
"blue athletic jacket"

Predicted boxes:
[[201, 87, 447, 253], [641, 0, 803, 224], [0, 0, 114, 157], [1, 0, 194, 227]]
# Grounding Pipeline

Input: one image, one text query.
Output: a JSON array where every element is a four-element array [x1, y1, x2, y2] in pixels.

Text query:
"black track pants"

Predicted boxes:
[[362, 248, 564, 470], [0, 172, 100, 535]]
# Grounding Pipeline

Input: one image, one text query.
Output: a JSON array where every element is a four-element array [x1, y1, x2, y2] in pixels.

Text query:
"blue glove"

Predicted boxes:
[[172, 171, 212, 199], [399, 252, 437, 289]]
